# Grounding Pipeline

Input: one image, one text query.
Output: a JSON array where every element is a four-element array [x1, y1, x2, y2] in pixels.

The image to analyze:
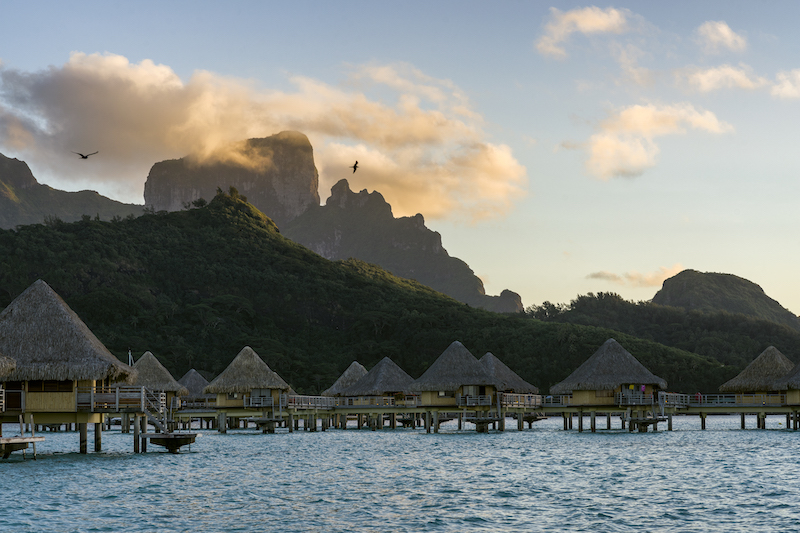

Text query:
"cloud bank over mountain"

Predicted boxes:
[[0, 53, 526, 221]]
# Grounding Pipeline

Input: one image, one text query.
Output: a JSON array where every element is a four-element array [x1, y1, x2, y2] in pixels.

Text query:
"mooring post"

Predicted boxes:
[[700, 413, 706, 430], [578, 411, 583, 433], [606, 413, 611, 430], [741, 413, 746, 429], [433, 411, 440, 433], [563, 413, 568, 431], [590, 411, 596, 433], [94, 422, 102, 452], [140, 416, 147, 453], [79, 423, 88, 454], [133, 415, 140, 453], [425, 411, 431, 434], [218, 412, 227, 434]]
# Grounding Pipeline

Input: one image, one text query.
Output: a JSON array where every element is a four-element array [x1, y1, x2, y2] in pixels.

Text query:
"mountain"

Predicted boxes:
[[0, 190, 724, 394], [652, 269, 800, 331], [283, 179, 523, 313], [527, 292, 800, 370], [143, 131, 320, 227], [0, 152, 143, 229]]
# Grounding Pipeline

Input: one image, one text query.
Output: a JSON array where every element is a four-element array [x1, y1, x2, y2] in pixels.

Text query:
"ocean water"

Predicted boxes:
[[2, 415, 799, 532]]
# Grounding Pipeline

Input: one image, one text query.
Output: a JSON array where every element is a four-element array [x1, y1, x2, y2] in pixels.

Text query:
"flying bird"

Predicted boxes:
[[72, 151, 98, 159], [350, 161, 358, 173]]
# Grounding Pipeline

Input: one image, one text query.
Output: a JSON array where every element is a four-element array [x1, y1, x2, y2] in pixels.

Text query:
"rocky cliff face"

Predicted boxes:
[[0, 152, 143, 229], [143, 131, 320, 227], [284, 179, 523, 313]]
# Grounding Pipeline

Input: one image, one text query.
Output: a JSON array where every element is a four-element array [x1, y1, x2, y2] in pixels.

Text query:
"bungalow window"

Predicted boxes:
[[463, 385, 479, 396], [438, 391, 455, 398]]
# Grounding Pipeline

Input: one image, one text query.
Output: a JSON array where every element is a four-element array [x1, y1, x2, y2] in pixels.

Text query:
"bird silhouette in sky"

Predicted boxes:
[[72, 151, 98, 159], [350, 161, 358, 173]]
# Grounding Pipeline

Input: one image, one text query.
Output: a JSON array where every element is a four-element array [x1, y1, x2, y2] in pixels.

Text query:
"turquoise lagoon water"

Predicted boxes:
[[2, 415, 800, 532]]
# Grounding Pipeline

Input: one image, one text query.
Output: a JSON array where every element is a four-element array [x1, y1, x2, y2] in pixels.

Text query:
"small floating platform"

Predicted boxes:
[[142, 433, 198, 453], [1, 436, 46, 459]]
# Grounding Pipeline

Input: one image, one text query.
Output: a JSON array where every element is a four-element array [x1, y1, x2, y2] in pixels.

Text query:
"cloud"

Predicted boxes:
[[678, 64, 768, 92], [585, 103, 733, 179], [0, 53, 526, 220], [587, 263, 684, 288], [536, 6, 630, 59], [771, 69, 800, 99], [613, 43, 654, 87], [695, 21, 747, 54]]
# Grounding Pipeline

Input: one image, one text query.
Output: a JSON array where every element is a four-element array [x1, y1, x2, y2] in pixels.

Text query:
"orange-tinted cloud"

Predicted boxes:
[[587, 263, 684, 288], [0, 53, 526, 220]]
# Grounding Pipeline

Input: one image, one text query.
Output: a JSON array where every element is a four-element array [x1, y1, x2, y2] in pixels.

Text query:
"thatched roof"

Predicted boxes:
[[132, 352, 189, 395], [480, 352, 539, 394], [178, 369, 213, 398], [550, 338, 667, 394], [204, 346, 290, 394], [343, 357, 414, 396], [409, 341, 494, 392], [0, 280, 135, 383], [720, 346, 794, 393], [0, 352, 15, 378], [773, 359, 800, 391], [322, 361, 368, 396]]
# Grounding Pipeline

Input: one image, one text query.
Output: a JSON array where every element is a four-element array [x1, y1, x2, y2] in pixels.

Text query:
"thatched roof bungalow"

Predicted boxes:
[[409, 341, 496, 407], [771, 357, 800, 405], [342, 357, 414, 403], [549, 339, 667, 406], [204, 346, 290, 408], [177, 369, 215, 408], [720, 346, 794, 394], [322, 361, 368, 397], [479, 352, 539, 394], [133, 351, 189, 409], [0, 279, 135, 423]]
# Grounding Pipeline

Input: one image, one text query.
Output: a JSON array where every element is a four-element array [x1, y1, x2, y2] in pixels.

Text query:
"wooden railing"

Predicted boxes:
[[500, 393, 542, 408], [285, 395, 336, 409], [457, 394, 493, 407], [333, 395, 420, 408], [180, 397, 217, 409], [76, 386, 166, 414], [542, 395, 572, 406], [245, 396, 275, 408], [615, 392, 655, 406], [688, 393, 786, 407]]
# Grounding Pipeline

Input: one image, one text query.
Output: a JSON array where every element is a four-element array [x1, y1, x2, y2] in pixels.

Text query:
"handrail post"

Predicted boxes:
[[115, 387, 120, 412], [90, 386, 95, 412]]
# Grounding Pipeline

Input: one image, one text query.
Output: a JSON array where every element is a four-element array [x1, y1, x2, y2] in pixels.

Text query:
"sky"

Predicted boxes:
[[2, 1, 800, 314]]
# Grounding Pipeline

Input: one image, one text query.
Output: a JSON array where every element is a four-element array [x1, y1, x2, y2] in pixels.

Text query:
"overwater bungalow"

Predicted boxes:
[[772, 359, 800, 406], [204, 346, 290, 430], [719, 346, 793, 396], [549, 338, 667, 407], [178, 369, 216, 408], [133, 351, 189, 414], [341, 357, 415, 405], [321, 361, 368, 397], [0, 279, 137, 452], [409, 341, 495, 408]]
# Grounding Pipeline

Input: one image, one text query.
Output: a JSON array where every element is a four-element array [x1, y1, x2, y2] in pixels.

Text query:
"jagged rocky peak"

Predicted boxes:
[[0, 152, 39, 190], [144, 131, 320, 227], [328, 179, 392, 216]]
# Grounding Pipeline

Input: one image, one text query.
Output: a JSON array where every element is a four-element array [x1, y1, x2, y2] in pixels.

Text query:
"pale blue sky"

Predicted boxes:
[[3, 2, 800, 313]]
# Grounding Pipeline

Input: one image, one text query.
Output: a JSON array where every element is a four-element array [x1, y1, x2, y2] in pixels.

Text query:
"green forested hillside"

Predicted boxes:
[[527, 292, 800, 370], [652, 269, 800, 331], [0, 190, 728, 393]]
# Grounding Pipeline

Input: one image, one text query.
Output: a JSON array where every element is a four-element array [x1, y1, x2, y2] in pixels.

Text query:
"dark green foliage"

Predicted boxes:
[[0, 192, 727, 394], [652, 269, 800, 331], [527, 292, 800, 372]]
